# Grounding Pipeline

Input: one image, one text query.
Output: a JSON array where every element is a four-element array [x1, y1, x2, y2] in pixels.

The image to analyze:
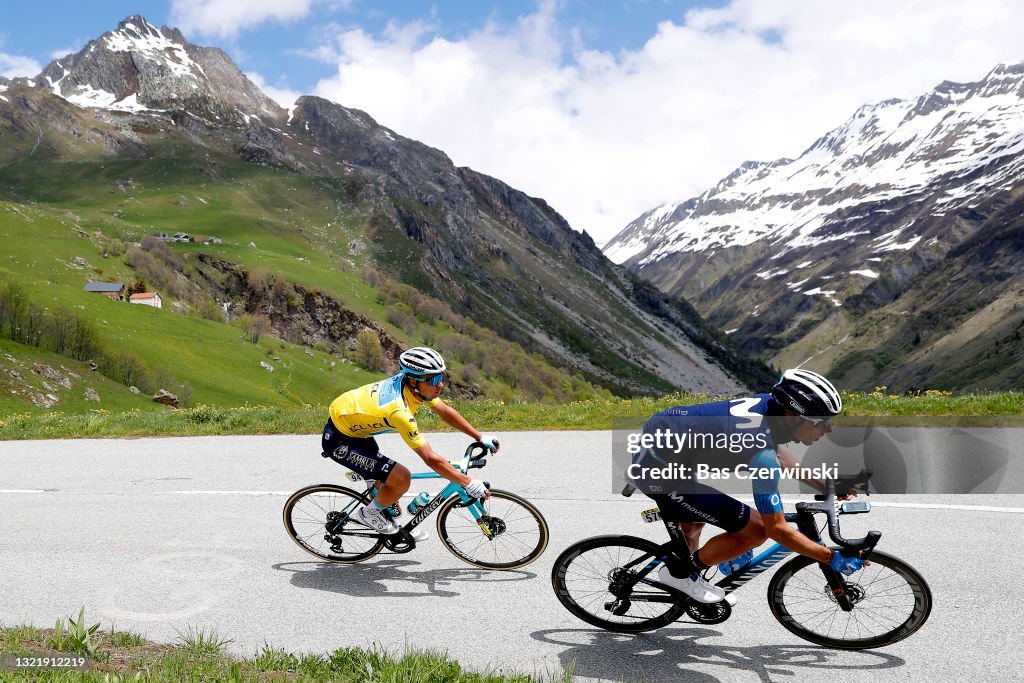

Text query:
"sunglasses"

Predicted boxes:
[[805, 416, 833, 429], [418, 373, 444, 386]]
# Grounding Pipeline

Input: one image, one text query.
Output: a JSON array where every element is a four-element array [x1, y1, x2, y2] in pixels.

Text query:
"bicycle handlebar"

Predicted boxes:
[[458, 440, 498, 471], [796, 469, 881, 553]]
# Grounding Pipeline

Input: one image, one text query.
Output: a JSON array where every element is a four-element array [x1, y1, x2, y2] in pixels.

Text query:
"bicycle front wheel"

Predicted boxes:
[[768, 550, 932, 649], [436, 489, 549, 569], [283, 484, 384, 563], [551, 535, 687, 632]]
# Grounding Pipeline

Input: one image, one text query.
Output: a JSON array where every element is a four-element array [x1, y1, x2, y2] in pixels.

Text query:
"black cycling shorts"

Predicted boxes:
[[321, 419, 397, 482], [650, 482, 751, 534]]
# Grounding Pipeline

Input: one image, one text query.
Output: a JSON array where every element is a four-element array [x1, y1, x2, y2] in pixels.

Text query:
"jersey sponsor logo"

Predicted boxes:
[[668, 492, 720, 524], [350, 421, 388, 432], [344, 452, 378, 472], [770, 494, 781, 507], [729, 397, 764, 429]]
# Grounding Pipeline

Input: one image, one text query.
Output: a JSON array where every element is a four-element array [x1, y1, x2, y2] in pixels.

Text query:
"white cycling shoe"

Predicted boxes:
[[658, 566, 737, 605], [356, 505, 400, 534], [356, 507, 430, 541]]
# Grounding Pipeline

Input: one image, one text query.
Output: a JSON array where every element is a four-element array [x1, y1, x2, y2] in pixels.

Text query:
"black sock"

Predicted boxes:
[[691, 551, 710, 571], [665, 548, 697, 577]]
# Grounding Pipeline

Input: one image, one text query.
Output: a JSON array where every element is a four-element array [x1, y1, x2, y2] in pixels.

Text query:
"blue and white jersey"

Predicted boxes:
[[636, 394, 784, 514]]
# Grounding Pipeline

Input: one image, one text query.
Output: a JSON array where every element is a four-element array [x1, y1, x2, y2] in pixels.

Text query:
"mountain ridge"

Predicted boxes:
[[0, 15, 772, 405], [605, 62, 1024, 391]]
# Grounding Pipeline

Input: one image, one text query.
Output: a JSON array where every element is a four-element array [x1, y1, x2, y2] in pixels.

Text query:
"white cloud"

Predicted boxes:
[[0, 52, 41, 78], [246, 71, 301, 108], [308, 0, 1024, 245], [170, 0, 319, 39]]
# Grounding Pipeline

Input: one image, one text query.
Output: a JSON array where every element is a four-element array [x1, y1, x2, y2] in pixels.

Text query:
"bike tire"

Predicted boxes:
[[283, 484, 385, 563], [551, 535, 687, 633], [768, 549, 932, 649], [435, 489, 549, 570]]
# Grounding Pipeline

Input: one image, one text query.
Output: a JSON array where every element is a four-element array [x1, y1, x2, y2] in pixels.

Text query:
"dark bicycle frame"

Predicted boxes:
[[615, 470, 878, 611]]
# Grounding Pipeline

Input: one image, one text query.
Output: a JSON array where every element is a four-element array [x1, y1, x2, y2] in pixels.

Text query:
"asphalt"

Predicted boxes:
[[1, 430, 1022, 682]]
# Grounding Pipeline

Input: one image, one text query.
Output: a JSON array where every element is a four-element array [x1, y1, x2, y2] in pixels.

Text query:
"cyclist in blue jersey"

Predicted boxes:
[[629, 369, 867, 604]]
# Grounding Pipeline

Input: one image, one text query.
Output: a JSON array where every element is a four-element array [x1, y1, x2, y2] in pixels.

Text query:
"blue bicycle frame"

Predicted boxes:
[[344, 443, 494, 538]]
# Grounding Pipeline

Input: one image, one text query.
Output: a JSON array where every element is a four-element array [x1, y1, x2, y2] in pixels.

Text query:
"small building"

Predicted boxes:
[[129, 292, 162, 309], [84, 282, 126, 301], [173, 232, 190, 242]]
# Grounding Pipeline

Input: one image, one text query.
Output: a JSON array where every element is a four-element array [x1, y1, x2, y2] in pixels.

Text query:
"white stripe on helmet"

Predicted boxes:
[[784, 368, 842, 414]]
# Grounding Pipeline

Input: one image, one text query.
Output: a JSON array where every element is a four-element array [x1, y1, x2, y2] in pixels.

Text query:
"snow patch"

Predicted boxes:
[[62, 85, 154, 112], [105, 20, 202, 81], [755, 268, 788, 280], [804, 287, 842, 306], [850, 269, 879, 278]]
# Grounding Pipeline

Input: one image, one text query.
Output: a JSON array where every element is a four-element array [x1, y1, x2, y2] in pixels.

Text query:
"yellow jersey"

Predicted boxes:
[[328, 373, 439, 448]]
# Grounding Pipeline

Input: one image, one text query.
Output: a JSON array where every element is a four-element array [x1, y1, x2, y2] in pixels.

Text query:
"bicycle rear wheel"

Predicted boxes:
[[283, 484, 384, 563], [436, 489, 549, 569], [551, 535, 686, 632], [768, 550, 932, 649]]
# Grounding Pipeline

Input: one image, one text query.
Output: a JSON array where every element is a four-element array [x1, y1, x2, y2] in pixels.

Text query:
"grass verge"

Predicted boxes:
[[0, 619, 574, 682], [1, 390, 1022, 440]]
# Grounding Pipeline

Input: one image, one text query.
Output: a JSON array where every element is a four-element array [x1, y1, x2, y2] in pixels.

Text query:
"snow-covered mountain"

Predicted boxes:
[[37, 15, 284, 121], [605, 64, 1024, 390]]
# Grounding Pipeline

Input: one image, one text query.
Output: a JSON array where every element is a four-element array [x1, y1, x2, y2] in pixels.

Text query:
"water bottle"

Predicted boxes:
[[718, 550, 754, 577], [407, 492, 430, 514]]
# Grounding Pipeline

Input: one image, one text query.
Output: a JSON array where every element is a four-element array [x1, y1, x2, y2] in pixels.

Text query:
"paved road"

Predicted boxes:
[[1, 431, 1021, 682]]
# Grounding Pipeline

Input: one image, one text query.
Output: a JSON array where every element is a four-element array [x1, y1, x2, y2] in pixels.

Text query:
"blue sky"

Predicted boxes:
[[1, 1, 725, 102], [3, 1, 1024, 244]]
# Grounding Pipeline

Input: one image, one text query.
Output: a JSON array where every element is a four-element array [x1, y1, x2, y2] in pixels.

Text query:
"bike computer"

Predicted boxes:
[[840, 501, 871, 513]]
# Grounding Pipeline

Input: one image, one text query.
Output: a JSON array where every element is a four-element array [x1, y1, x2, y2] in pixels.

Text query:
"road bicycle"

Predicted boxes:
[[551, 470, 931, 649], [284, 441, 549, 570]]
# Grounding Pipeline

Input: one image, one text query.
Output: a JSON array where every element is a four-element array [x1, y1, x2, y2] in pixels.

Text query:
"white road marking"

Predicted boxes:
[[169, 491, 1024, 514], [866, 501, 1024, 514], [0, 489, 48, 494], [174, 490, 293, 496]]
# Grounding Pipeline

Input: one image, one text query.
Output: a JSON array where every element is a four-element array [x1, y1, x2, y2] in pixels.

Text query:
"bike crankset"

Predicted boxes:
[[382, 531, 417, 554], [685, 598, 732, 624]]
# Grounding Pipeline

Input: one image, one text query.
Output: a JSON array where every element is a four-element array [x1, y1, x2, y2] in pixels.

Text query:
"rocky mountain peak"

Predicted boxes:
[[35, 15, 285, 122]]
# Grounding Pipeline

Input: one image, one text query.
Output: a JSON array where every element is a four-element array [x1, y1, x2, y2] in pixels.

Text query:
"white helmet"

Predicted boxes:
[[770, 368, 842, 419], [398, 347, 446, 378]]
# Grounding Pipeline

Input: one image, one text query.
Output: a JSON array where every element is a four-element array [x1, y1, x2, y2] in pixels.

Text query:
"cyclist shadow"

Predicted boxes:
[[271, 559, 537, 599], [530, 628, 905, 683]]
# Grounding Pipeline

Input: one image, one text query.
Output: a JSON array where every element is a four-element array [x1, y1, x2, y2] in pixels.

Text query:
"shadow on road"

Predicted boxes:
[[271, 560, 537, 598], [531, 628, 905, 683]]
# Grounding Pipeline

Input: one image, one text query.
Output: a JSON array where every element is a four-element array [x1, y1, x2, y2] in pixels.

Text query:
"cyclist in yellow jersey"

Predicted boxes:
[[322, 347, 499, 536]]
